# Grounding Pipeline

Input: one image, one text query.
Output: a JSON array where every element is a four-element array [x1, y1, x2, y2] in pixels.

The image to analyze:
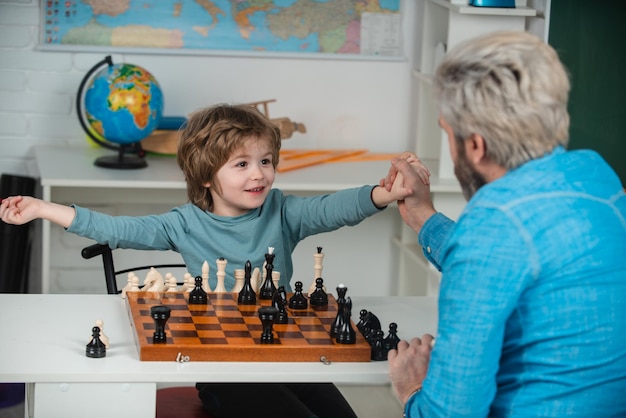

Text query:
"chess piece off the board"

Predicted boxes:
[[86, 326, 106, 358]]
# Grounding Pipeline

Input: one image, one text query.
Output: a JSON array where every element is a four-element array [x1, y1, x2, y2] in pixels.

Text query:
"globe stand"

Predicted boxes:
[[94, 144, 147, 169]]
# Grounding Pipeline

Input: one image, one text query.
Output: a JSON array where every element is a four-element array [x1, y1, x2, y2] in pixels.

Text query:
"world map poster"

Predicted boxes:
[[40, 0, 403, 59]]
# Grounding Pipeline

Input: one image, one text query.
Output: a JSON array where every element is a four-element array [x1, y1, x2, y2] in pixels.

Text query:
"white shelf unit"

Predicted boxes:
[[395, 0, 539, 297]]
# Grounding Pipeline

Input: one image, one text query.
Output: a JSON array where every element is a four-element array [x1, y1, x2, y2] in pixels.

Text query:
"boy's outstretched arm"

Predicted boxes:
[[0, 195, 76, 228]]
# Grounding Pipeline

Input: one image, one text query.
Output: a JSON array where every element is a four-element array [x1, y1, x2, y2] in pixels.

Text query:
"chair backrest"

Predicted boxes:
[[81, 243, 186, 294]]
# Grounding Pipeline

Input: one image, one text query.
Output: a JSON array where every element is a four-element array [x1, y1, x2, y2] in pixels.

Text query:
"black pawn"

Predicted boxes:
[[272, 286, 289, 324], [336, 297, 356, 344], [238, 260, 257, 305], [86, 326, 106, 358], [189, 276, 208, 304], [309, 277, 328, 306], [151, 305, 171, 344], [259, 251, 277, 300], [330, 285, 347, 338], [370, 330, 388, 361], [288, 281, 308, 310], [384, 322, 401, 351], [258, 306, 279, 344]]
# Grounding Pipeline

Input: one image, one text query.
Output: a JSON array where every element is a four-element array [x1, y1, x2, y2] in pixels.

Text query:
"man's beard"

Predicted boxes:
[[455, 144, 487, 200]]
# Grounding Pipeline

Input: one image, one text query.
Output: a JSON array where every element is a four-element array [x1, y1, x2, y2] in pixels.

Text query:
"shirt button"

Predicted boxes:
[[426, 246, 431, 254]]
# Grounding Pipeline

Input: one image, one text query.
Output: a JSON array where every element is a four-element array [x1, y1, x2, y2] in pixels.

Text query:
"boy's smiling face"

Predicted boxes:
[[205, 137, 276, 217]]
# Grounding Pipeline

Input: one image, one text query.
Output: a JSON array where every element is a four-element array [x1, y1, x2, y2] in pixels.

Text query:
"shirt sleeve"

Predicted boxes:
[[418, 212, 456, 271], [67, 204, 187, 251], [406, 206, 535, 417]]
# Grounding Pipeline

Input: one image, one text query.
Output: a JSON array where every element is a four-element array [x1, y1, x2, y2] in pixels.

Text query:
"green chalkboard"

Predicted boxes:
[[548, 1, 626, 186]]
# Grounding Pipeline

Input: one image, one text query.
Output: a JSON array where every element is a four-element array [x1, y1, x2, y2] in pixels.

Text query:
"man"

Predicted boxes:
[[385, 31, 626, 417]]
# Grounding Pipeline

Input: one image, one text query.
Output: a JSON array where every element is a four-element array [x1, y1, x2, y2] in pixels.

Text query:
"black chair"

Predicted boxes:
[[80, 243, 210, 418], [81, 243, 188, 294]]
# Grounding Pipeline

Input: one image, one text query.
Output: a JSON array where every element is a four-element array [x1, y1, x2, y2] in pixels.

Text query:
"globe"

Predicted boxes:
[[77, 56, 164, 168]]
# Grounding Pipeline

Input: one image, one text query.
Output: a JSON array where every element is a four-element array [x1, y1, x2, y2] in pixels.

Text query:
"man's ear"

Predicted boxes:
[[465, 134, 487, 165]]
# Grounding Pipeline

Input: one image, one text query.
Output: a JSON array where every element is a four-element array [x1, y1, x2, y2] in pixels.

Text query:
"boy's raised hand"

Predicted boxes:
[[1, 195, 75, 228]]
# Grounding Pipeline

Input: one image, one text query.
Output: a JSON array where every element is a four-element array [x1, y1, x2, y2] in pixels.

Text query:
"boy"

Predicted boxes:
[[1, 103, 429, 417]]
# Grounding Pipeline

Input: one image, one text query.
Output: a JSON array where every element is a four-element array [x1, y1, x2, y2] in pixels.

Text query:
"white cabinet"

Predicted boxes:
[[394, 0, 543, 297]]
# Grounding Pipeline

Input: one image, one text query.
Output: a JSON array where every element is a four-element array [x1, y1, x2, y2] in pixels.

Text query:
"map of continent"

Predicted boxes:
[[42, 0, 402, 57]]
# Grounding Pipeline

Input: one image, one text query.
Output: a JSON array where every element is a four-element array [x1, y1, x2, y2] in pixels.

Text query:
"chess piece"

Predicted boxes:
[[150, 305, 171, 344], [129, 273, 141, 292], [259, 248, 277, 299], [93, 319, 109, 348], [336, 297, 356, 344], [330, 284, 347, 338], [232, 268, 245, 293], [258, 306, 279, 344], [184, 272, 195, 292], [201, 261, 211, 293], [251, 267, 261, 293], [272, 286, 289, 324], [86, 326, 106, 358], [121, 272, 134, 298], [214, 257, 228, 293], [165, 273, 179, 292], [384, 322, 401, 351], [288, 281, 308, 310], [144, 267, 165, 292], [189, 276, 208, 304], [238, 260, 257, 305], [272, 271, 280, 289], [357, 309, 382, 340], [309, 278, 328, 306], [308, 246, 325, 294], [370, 329, 388, 361]]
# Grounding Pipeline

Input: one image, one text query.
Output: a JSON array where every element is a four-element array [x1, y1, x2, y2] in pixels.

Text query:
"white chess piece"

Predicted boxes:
[[201, 261, 211, 292], [214, 257, 228, 293], [93, 319, 109, 348], [232, 268, 244, 293], [144, 267, 165, 292], [129, 273, 141, 292], [272, 271, 280, 289], [309, 248, 326, 294], [165, 273, 178, 292], [251, 267, 261, 292], [183, 272, 194, 292], [121, 272, 134, 299]]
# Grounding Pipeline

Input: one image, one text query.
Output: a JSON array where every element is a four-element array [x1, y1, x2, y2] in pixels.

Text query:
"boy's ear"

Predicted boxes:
[[203, 181, 211, 188]]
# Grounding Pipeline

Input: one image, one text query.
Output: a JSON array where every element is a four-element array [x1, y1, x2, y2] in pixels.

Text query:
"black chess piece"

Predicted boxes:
[[357, 309, 382, 340], [85, 326, 106, 358], [288, 281, 308, 309], [258, 306, 279, 344], [370, 329, 388, 361], [309, 277, 328, 306], [259, 250, 277, 300], [384, 322, 401, 351], [189, 276, 208, 304], [238, 260, 257, 305], [150, 305, 171, 344], [330, 284, 347, 338], [336, 297, 356, 344], [272, 286, 289, 324]]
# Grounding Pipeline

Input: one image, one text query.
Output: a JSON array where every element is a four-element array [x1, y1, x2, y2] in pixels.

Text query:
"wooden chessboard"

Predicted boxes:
[[125, 291, 371, 362]]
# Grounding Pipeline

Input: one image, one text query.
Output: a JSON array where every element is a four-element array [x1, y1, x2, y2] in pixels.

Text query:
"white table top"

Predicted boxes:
[[0, 294, 437, 384], [34, 145, 461, 193]]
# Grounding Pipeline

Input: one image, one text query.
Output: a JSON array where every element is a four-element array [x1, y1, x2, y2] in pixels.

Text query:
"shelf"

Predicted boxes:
[[429, 0, 537, 17]]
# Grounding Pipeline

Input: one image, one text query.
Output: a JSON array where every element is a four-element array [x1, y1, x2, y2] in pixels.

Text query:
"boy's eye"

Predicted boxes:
[[261, 158, 272, 165], [236, 161, 247, 168]]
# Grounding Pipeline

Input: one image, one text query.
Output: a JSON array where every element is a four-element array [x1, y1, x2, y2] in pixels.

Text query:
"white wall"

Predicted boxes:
[[0, 1, 418, 176]]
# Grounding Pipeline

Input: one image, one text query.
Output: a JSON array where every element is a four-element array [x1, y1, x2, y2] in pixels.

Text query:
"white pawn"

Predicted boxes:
[[214, 257, 228, 293], [129, 273, 141, 292], [251, 267, 261, 293], [121, 272, 135, 299], [165, 273, 178, 292], [232, 268, 244, 293], [92, 319, 109, 348], [201, 261, 211, 293], [272, 271, 280, 289], [183, 272, 195, 292]]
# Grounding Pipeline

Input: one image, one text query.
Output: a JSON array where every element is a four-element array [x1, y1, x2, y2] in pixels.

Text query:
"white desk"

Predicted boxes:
[[33, 145, 462, 296], [0, 294, 437, 418]]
